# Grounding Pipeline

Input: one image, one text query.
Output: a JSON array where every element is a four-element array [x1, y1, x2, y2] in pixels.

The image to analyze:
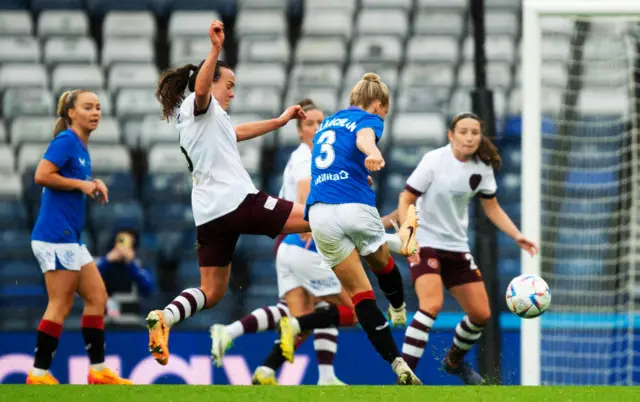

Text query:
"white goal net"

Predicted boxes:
[[522, 1, 640, 386]]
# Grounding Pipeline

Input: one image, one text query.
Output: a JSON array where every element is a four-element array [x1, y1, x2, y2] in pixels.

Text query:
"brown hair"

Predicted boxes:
[[53, 89, 90, 138], [349, 72, 390, 109], [156, 60, 232, 121], [296, 98, 320, 129], [449, 112, 502, 170]]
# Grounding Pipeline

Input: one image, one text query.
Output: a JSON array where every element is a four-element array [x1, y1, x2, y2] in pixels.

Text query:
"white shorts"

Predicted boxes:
[[276, 243, 342, 298], [308, 203, 386, 268], [31, 240, 94, 273]]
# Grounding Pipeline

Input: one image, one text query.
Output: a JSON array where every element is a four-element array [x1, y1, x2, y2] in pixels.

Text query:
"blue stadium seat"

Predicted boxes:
[[498, 258, 520, 277], [240, 235, 277, 260], [147, 203, 193, 232], [0, 230, 32, 260], [142, 173, 191, 204], [179, 229, 197, 261], [138, 231, 159, 267], [0, 284, 47, 308], [386, 144, 434, 175], [80, 231, 95, 253], [0, 0, 28, 10], [496, 172, 520, 203], [100, 173, 137, 202], [177, 258, 200, 287], [267, 174, 283, 196], [0, 200, 27, 230], [89, 202, 144, 233], [273, 146, 297, 172], [498, 231, 520, 259], [157, 230, 184, 261], [30, 0, 83, 12], [248, 258, 276, 279], [22, 170, 42, 205], [0, 259, 40, 280]]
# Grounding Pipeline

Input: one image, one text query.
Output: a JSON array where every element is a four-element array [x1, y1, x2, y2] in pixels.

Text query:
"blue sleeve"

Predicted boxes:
[[356, 115, 384, 141], [43, 134, 74, 169], [96, 257, 110, 274], [125, 260, 156, 297]]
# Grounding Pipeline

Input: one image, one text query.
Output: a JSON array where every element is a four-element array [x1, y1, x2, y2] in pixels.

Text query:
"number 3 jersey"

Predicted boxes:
[[176, 92, 257, 226], [306, 106, 384, 211]]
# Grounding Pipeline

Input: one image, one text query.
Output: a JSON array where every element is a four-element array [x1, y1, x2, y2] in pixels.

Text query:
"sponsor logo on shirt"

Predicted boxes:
[[314, 170, 349, 185]]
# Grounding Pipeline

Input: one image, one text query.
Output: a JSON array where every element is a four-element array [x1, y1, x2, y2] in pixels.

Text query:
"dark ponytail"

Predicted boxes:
[[449, 112, 502, 171], [296, 98, 320, 129], [156, 59, 233, 121]]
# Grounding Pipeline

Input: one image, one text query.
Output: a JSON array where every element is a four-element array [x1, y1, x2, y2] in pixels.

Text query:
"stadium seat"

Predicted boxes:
[[540, 16, 574, 37], [140, 114, 179, 148], [305, 0, 357, 12], [0, 230, 32, 260], [10, 117, 56, 149], [237, 36, 289, 65], [37, 10, 89, 37], [95, 89, 113, 116], [51, 64, 104, 93], [356, 10, 408, 37], [386, 144, 437, 175], [90, 145, 131, 173], [0, 173, 22, 200], [302, 10, 353, 40], [362, 0, 412, 8], [485, 10, 520, 36], [458, 62, 512, 89], [91, 117, 121, 144], [393, 113, 446, 144], [32, 0, 84, 12], [115, 89, 158, 117], [0, 200, 27, 230], [237, 142, 261, 175], [85, 0, 158, 16], [414, 11, 465, 36], [397, 86, 450, 113], [289, 64, 342, 90], [148, 144, 188, 173], [497, 173, 521, 203], [171, 37, 226, 67], [401, 63, 455, 89], [89, 202, 144, 232], [0, 11, 32, 36], [232, 86, 282, 115], [285, 87, 338, 114], [235, 63, 287, 90], [101, 38, 154, 66], [0, 146, 14, 174], [0, 120, 6, 143], [142, 173, 191, 204], [44, 37, 98, 67], [0, 37, 40, 64], [277, 121, 300, 146], [103, 11, 157, 39], [507, 88, 563, 116], [147, 203, 193, 232], [235, 10, 287, 38], [344, 63, 399, 89], [351, 36, 403, 65], [168, 0, 225, 13], [406, 36, 459, 63], [462, 36, 516, 63], [417, 0, 467, 10], [17, 144, 46, 175], [295, 38, 347, 64], [3, 88, 54, 119], [156, 230, 185, 261], [168, 11, 221, 39], [540, 36, 571, 62], [0, 64, 48, 91], [239, 0, 289, 10], [108, 63, 159, 93]]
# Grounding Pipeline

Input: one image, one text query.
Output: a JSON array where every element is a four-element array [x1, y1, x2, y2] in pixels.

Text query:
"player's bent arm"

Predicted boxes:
[[235, 118, 286, 142], [355, 128, 380, 156], [34, 159, 88, 191], [398, 190, 418, 226], [480, 196, 521, 240], [194, 48, 220, 112]]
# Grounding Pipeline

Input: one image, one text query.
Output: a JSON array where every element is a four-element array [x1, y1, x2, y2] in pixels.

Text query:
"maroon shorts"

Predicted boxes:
[[409, 247, 483, 289], [196, 191, 294, 267]]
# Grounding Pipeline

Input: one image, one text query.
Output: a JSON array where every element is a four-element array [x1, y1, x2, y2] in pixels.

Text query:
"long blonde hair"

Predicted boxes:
[[349, 72, 390, 109], [53, 89, 89, 137]]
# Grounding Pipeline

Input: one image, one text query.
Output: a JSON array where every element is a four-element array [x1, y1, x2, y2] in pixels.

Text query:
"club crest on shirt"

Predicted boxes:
[[469, 174, 482, 191], [427, 258, 440, 269]]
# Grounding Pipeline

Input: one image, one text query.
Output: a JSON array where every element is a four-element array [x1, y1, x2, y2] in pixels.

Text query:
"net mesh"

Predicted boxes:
[[538, 16, 640, 385]]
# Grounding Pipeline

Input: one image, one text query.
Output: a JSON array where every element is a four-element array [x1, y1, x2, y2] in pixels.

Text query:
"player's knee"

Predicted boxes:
[[201, 286, 226, 309], [46, 297, 74, 321]]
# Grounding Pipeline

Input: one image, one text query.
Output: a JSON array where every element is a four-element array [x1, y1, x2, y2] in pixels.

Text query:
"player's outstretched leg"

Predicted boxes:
[[367, 254, 407, 328], [147, 288, 207, 365], [210, 301, 290, 367], [441, 315, 485, 385]]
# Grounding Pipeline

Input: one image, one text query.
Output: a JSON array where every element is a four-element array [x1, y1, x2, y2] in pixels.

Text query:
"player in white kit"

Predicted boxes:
[[144, 20, 312, 365], [396, 112, 538, 384]]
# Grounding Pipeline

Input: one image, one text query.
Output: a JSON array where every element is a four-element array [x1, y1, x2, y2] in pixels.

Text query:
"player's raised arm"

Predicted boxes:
[[235, 104, 306, 142], [194, 21, 224, 112]]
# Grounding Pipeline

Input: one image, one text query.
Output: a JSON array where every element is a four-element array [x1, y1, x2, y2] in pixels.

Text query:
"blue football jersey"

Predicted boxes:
[[31, 130, 92, 243], [306, 106, 384, 211], [282, 233, 317, 253]]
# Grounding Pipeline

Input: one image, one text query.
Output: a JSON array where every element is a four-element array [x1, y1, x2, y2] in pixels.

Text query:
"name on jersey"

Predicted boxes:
[[314, 170, 349, 185], [319, 117, 357, 133]]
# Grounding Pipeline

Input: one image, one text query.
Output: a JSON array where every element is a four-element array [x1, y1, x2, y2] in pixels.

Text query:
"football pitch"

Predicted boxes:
[[1, 385, 639, 402]]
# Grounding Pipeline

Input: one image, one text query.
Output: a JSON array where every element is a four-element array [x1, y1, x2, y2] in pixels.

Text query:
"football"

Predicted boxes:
[[505, 274, 551, 319]]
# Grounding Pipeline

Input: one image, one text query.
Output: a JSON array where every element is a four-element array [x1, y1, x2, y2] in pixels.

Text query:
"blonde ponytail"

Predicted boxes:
[[349, 72, 390, 109], [53, 89, 88, 138]]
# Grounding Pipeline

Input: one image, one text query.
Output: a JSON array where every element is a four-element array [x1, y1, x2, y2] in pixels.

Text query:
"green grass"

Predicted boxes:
[[1, 385, 639, 402]]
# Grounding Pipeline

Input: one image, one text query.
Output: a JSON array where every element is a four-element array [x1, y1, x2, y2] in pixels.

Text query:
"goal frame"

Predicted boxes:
[[521, 0, 640, 386]]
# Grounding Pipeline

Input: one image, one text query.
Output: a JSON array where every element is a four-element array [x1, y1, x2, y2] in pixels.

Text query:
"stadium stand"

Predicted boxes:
[[0, 0, 527, 328]]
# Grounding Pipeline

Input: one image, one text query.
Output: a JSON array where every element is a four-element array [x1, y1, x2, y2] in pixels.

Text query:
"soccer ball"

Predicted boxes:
[[505, 274, 551, 319]]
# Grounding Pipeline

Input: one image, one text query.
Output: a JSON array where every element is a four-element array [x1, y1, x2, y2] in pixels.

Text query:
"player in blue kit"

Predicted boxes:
[[278, 73, 422, 385], [26, 90, 131, 385]]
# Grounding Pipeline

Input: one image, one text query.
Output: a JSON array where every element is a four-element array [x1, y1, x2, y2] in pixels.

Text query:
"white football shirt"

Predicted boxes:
[[405, 144, 497, 252], [279, 143, 312, 202], [176, 93, 258, 226]]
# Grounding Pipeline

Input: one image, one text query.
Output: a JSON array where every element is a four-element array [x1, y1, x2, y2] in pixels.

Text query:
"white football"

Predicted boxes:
[[505, 274, 551, 319]]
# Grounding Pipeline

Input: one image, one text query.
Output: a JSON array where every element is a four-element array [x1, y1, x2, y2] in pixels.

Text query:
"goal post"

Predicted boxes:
[[521, 0, 640, 386]]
